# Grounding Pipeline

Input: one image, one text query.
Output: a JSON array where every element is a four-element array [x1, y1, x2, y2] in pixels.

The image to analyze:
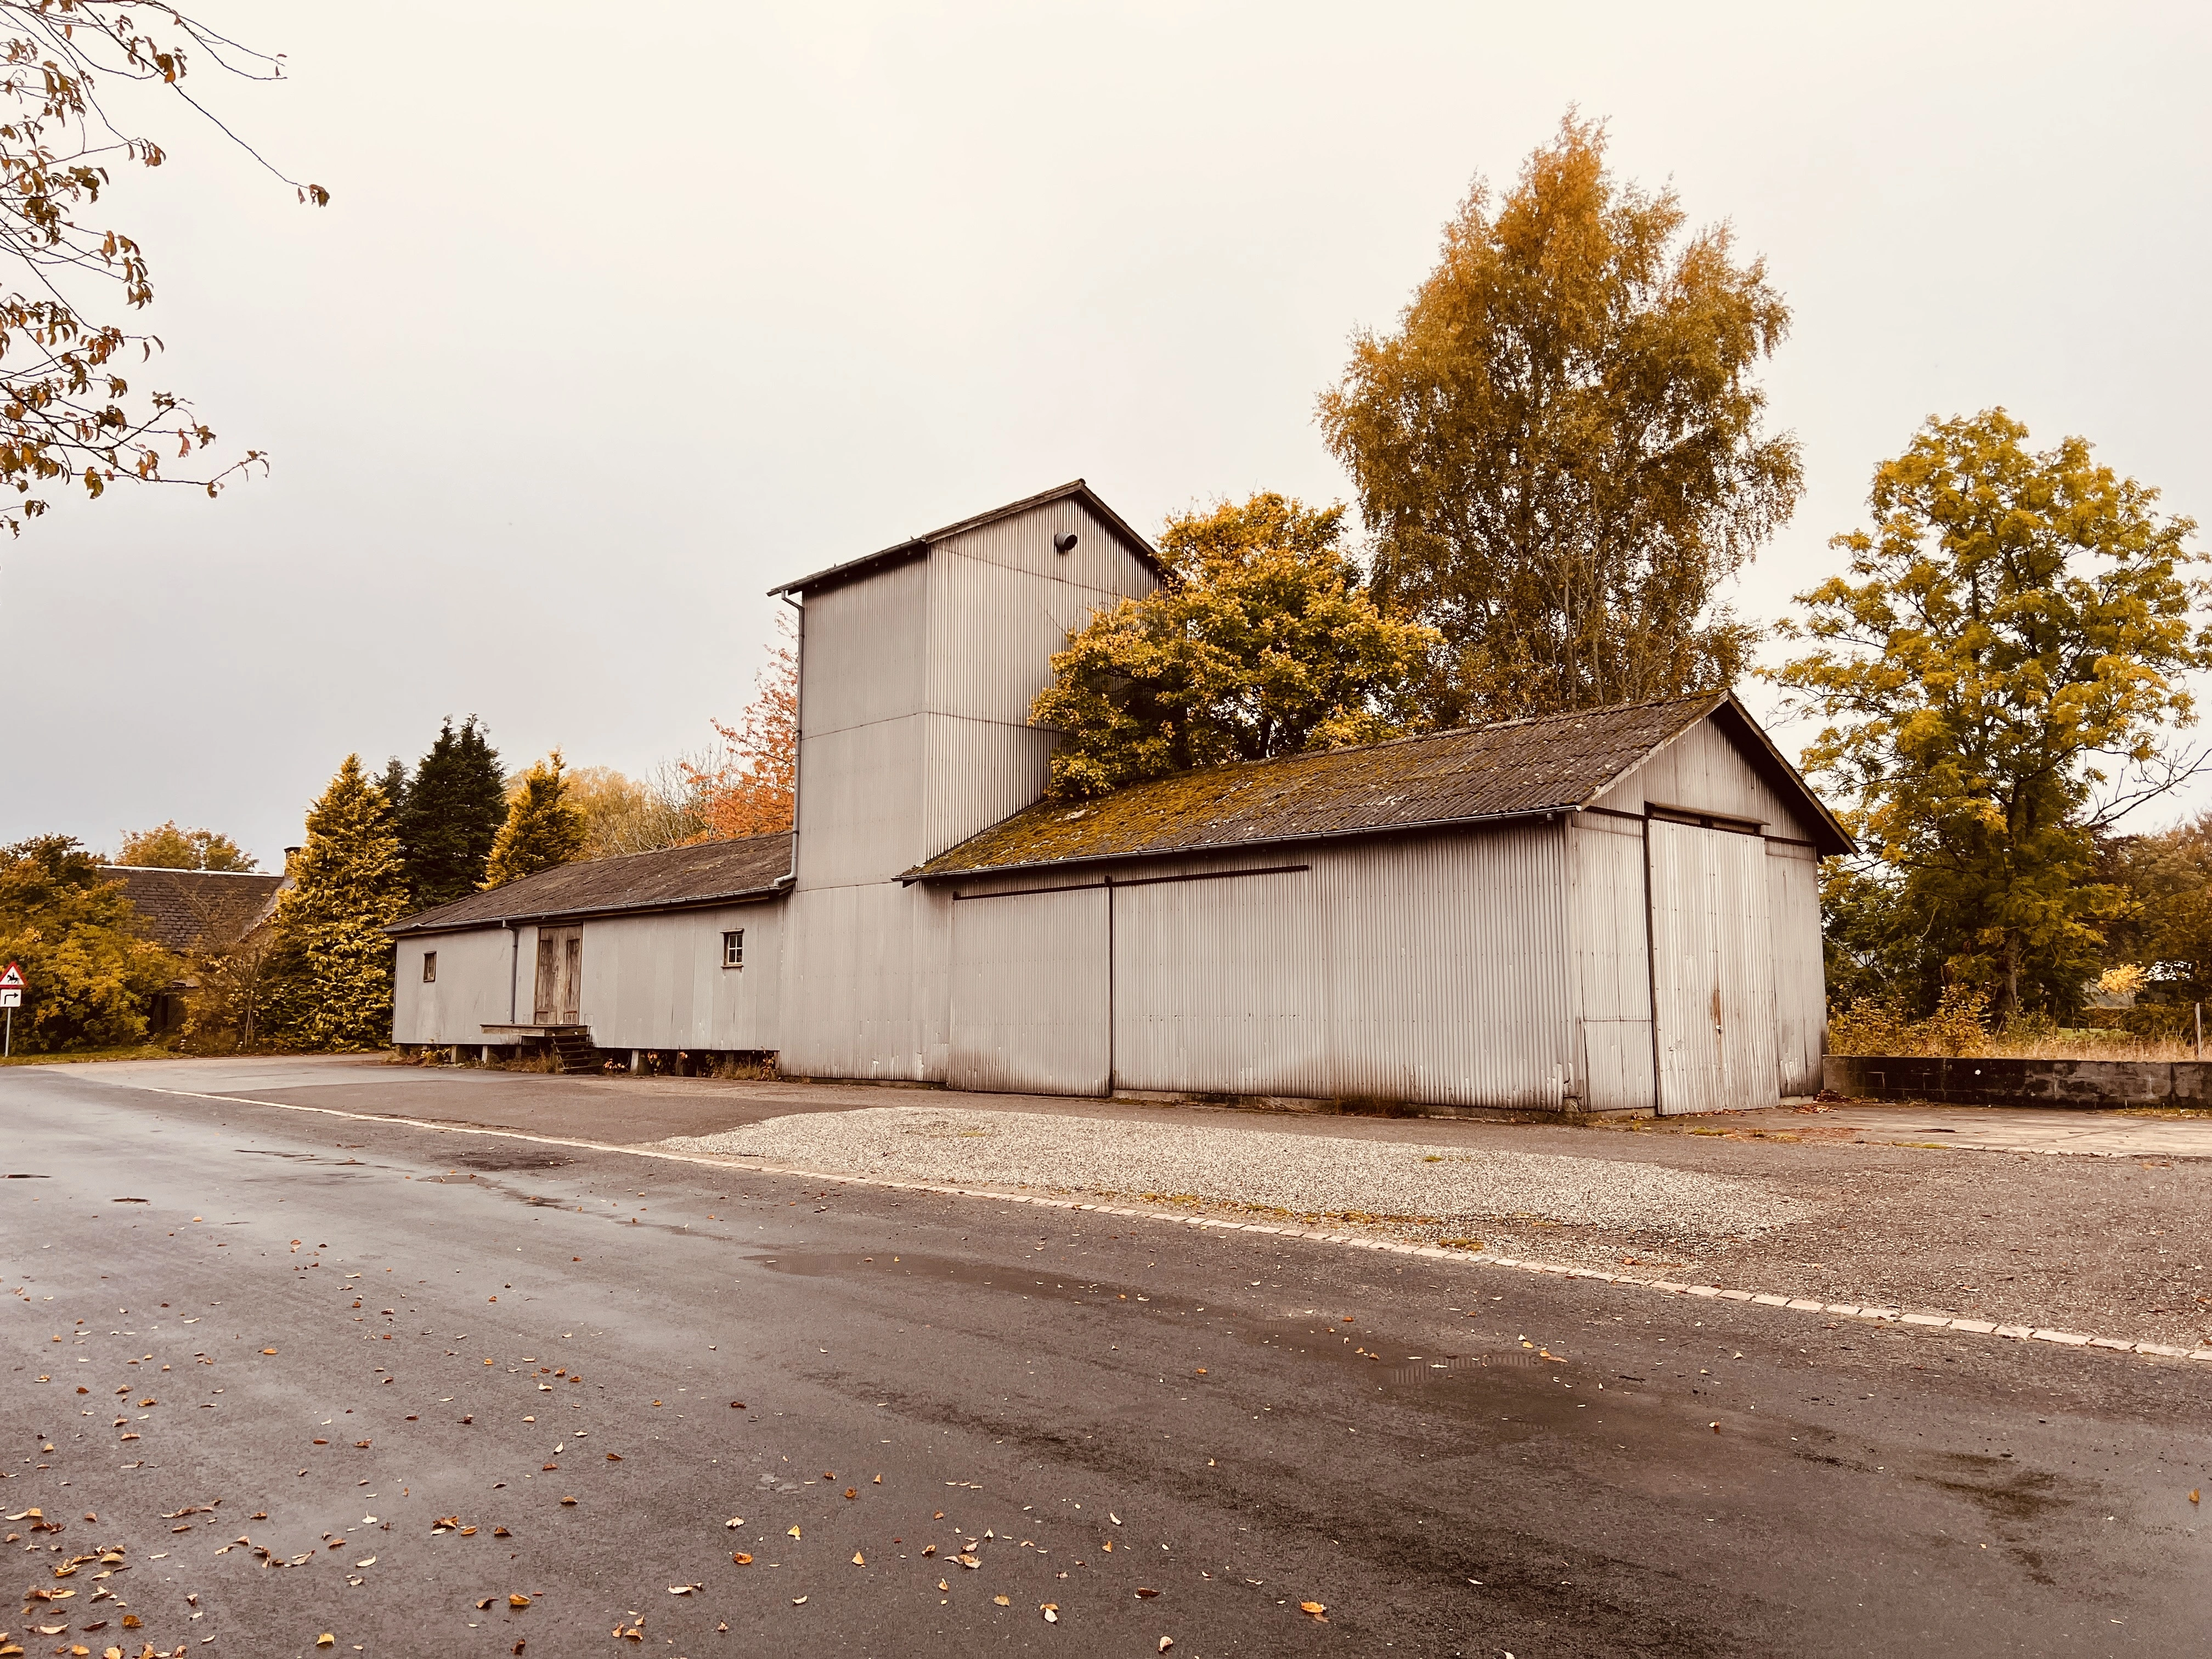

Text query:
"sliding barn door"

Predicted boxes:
[[1647, 820, 1778, 1115]]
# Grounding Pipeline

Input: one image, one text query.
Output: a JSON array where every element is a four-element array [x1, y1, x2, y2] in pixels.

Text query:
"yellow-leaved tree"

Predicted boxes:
[[1030, 493, 1438, 800]]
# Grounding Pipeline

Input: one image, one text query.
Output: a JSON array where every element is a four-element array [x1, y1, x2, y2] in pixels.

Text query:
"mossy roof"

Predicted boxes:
[[910, 691, 1846, 881], [386, 833, 793, 935]]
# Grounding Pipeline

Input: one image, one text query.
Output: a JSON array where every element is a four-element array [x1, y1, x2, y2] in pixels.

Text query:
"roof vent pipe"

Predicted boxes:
[[1052, 532, 1078, 555]]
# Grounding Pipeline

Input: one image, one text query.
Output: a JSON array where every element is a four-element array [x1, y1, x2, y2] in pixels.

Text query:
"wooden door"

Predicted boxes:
[[533, 927, 583, 1024], [1647, 820, 1778, 1115]]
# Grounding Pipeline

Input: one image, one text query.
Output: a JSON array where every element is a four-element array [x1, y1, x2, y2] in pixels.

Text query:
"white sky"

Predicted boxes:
[[1, 1, 2207, 864]]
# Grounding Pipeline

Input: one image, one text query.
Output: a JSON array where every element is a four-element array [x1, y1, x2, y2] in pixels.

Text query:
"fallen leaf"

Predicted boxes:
[[493, 1527, 511, 1538], [725, 1516, 746, 1528], [732, 1553, 753, 1565], [2192, 1489, 2202, 1505], [317, 1637, 335, 1649], [844, 1488, 858, 1500], [476, 1598, 494, 1611], [937, 1578, 949, 1592], [354, 1556, 376, 1568], [873, 1474, 882, 1485], [788, 1525, 802, 1539], [1300, 1601, 1328, 1621], [922, 1544, 935, 1557], [1041, 1603, 1059, 1623], [509, 1594, 531, 1608], [1110, 1514, 1122, 1525], [261, 1348, 277, 1355], [1160, 1640, 1174, 1653], [851, 1552, 866, 1566], [791, 1596, 807, 1606], [668, 1584, 697, 1595], [1136, 1587, 1159, 1598], [1101, 1541, 1113, 1552], [993, 1595, 1010, 1606], [560, 1497, 577, 1506]]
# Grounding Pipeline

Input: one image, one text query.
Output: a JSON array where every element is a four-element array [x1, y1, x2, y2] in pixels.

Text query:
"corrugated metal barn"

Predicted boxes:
[[389, 479, 1849, 1115]]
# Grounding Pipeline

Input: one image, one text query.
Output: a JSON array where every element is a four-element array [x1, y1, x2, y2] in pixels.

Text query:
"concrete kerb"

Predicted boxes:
[[132, 1082, 2212, 1369]]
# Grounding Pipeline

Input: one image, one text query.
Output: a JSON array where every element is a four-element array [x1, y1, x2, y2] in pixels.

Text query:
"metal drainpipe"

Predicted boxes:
[[507, 923, 519, 1025], [1104, 875, 1116, 1099]]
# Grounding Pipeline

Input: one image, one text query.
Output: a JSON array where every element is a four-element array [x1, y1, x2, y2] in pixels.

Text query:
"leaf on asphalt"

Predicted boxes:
[[261, 1348, 277, 1355], [509, 1594, 531, 1608], [1109, 1514, 1122, 1526], [493, 1527, 512, 1538], [731, 1553, 753, 1565], [459, 1526, 478, 1536], [873, 1475, 882, 1485], [993, 1595, 1010, 1606], [922, 1544, 935, 1557], [476, 1599, 494, 1611], [1160, 1640, 1174, 1652], [1300, 1601, 1328, 1620], [668, 1584, 698, 1595], [725, 1516, 745, 1528], [851, 1553, 865, 1566], [353, 1557, 376, 1568], [317, 1635, 335, 1647], [560, 1497, 577, 1506], [791, 1596, 807, 1606], [957, 1554, 980, 1569], [844, 1488, 857, 1500], [606, 1453, 623, 1463], [938, 1578, 949, 1593], [1041, 1603, 1059, 1623], [1136, 1587, 1159, 1598], [787, 1525, 802, 1539], [1101, 1541, 1113, 1552]]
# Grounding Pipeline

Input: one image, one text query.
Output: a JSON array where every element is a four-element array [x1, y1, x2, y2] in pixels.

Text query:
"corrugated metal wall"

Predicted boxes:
[[582, 901, 783, 1052], [1767, 842, 1825, 1095], [948, 885, 1109, 1093], [1647, 820, 1779, 1114], [943, 823, 1578, 1109], [1568, 814, 1657, 1112], [1594, 719, 1824, 841], [392, 927, 524, 1046], [779, 881, 952, 1080]]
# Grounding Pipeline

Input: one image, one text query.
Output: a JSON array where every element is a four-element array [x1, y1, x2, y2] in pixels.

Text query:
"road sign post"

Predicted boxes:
[[0, 961, 22, 1058]]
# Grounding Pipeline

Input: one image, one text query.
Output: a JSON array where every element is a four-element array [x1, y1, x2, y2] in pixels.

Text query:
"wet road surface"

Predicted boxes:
[[3, 1063, 2208, 1657]]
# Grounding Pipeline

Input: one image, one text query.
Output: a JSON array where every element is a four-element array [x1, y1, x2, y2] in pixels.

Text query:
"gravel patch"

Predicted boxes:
[[657, 1105, 1816, 1240]]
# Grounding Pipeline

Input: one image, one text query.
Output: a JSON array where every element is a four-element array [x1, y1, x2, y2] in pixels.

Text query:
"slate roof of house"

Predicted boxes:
[[768, 478, 1164, 597], [100, 867, 285, 954], [910, 691, 1850, 881], [385, 834, 794, 936]]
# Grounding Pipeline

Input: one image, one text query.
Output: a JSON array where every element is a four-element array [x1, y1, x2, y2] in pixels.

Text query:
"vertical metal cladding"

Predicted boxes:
[[949, 885, 1109, 1094], [1105, 823, 1575, 1108], [391, 927, 520, 1047], [1593, 719, 1820, 840], [1648, 821, 1779, 1114], [1568, 814, 1658, 1111], [574, 903, 784, 1053], [1765, 842, 1825, 1094]]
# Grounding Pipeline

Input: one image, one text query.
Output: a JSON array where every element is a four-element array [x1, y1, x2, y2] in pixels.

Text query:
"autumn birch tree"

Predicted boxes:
[[1319, 114, 1798, 726]]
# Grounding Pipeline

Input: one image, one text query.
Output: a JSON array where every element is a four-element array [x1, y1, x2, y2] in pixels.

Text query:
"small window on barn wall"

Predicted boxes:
[[723, 930, 744, 969], [422, 951, 437, 984]]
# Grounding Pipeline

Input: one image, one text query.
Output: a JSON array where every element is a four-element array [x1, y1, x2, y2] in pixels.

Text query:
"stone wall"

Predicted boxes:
[[1824, 1054, 2210, 1109]]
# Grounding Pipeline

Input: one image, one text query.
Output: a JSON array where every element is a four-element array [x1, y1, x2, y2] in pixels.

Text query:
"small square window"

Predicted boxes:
[[421, 951, 438, 984], [722, 929, 744, 969]]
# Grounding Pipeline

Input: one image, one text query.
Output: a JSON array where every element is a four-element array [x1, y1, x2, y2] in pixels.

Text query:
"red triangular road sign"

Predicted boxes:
[[0, 962, 21, 989]]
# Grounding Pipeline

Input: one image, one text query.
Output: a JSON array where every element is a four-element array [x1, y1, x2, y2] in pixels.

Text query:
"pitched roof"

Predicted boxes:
[[100, 867, 285, 955], [385, 834, 793, 936], [768, 479, 1163, 597], [909, 692, 1849, 881]]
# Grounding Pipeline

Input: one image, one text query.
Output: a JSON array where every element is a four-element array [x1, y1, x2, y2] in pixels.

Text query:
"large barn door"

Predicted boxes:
[[948, 888, 1109, 1094], [533, 926, 583, 1024], [1647, 820, 1778, 1115]]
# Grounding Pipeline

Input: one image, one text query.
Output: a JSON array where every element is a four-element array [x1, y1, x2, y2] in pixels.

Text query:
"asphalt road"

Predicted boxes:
[[4, 1065, 2209, 1657]]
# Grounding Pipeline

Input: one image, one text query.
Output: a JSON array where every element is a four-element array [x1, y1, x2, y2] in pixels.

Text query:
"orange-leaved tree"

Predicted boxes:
[[683, 614, 798, 839], [0, 3, 328, 533]]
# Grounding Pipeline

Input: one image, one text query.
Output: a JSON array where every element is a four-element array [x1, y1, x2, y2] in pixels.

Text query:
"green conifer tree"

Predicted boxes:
[[483, 751, 587, 888], [397, 716, 506, 907], [262, 755, 412, 1051]]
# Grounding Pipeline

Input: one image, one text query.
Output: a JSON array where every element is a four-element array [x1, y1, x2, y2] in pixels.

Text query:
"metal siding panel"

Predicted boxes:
[[1569, 815, 1656, 1112], [1767, 842, 1825, 1094], [922, 712, 1054, 869], [1649, 821, 1779, 1114], [1594, 718, 1823, 841], [949, 888, 1109, 1093], [1111, 867, 1323, 1096], [1317, 827, 1573, 1108], [798, 556, 928, 737], [794, 718, 930, 885], [779, 881, 952, 1080], [393, 928, 525, 1046]]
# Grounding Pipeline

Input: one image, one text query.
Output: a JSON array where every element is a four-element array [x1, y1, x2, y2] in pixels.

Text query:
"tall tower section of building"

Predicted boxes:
[[769, 481, 1162, 1080]]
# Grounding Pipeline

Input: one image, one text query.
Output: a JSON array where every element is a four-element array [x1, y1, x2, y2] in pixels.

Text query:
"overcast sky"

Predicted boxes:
[[1, 1, 2205, 864]]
